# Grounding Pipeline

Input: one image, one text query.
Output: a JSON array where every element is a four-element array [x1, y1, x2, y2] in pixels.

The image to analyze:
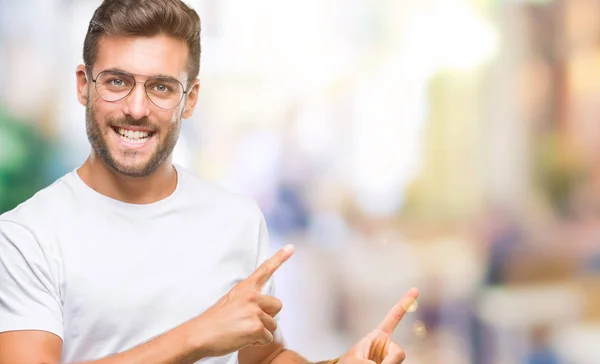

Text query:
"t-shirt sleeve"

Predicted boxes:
[[0, 220, 63, 340]]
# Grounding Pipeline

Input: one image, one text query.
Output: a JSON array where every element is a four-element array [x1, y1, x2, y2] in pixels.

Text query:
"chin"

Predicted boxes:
[[104, 154, 159, 178]]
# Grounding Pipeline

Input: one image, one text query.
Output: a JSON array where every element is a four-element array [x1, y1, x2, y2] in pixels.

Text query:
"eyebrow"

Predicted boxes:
[[102, 67, 180, 80]]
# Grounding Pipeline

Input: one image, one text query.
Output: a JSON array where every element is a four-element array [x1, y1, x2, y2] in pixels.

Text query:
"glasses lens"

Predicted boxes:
[[145, 78, 185, 109], [95, 71, 135, 102]]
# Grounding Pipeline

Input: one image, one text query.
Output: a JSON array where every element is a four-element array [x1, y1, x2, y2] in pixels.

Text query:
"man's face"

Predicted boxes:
[[76, 34, 199, 177]]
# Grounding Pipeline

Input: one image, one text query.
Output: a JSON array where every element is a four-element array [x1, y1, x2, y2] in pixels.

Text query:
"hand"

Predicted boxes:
[[189, 244, 294, 357], [339, 288, 420, 364]]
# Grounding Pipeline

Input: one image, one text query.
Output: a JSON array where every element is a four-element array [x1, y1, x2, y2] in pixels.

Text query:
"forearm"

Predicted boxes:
[[269, 349, 338, 364], [75, 319, 207, 364]]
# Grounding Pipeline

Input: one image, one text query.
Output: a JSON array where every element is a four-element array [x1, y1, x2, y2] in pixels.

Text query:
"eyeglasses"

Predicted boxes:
[[89, 69, 189, 110]]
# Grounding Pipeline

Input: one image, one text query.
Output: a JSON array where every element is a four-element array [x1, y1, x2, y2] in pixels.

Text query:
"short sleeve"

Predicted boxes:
[[0, 220, 63, 339]]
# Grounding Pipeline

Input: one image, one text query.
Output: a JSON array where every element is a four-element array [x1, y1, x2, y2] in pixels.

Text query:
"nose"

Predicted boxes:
[[123, 82, 150, 119]]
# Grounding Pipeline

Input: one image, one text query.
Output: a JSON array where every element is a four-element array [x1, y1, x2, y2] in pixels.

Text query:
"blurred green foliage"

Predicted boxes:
[[0, 107, 55, 213]]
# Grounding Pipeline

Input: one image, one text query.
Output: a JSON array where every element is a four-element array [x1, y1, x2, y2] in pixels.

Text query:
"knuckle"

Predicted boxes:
[[250, 305, 263, 317], [232, 278, 245, 288], [255, 264, 267, 276], [242, 301, 259, 315], [390, 313, 403, 322], [245, 290, 258, 303], [250, 320, 265, 335]]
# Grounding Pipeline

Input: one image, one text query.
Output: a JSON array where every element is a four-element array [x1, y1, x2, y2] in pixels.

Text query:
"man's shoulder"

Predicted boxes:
[[0, 171, 75, 229]]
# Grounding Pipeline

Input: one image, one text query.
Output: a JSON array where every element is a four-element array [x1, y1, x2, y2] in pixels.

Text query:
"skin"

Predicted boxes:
[[0, 33, 419, 364]]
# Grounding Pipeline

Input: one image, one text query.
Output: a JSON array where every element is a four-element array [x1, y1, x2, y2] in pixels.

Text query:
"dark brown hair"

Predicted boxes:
[[83, 0, 201, 83]]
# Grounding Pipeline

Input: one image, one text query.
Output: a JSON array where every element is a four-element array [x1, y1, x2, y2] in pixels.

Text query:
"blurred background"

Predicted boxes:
[[2, 0, 600, 362]]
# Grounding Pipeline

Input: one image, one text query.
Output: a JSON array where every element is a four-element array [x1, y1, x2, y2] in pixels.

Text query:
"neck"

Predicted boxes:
[[77, 153, 178, 204]]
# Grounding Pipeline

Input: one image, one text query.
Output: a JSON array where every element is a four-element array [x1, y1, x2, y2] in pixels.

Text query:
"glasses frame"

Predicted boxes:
[[88, 68, 191, 110]]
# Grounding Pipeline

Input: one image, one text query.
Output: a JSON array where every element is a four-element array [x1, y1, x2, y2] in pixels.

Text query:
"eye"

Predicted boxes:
[[107, 78, 126, 87], [153, 84, 172, 93]]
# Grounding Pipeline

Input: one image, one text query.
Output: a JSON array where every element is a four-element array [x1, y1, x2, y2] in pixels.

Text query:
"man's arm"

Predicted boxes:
[[0, 323, 205, 364], [240, 345, 333, 364], [238, 334, 338, 364], [0, 331, 62, 364], [264, 350, 334, 364], [260, 349, 337, 364]]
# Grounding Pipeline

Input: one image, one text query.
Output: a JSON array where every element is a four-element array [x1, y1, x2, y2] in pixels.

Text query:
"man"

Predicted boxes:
[[0, 1, 419, 363]]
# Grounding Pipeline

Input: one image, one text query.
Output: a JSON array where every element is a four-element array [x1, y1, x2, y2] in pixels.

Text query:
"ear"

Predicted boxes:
[[181, 79, 200, 119], [76, 64, 90, 107]]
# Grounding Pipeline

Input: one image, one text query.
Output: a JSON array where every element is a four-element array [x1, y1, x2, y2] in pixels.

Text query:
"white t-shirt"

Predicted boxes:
[[0, 165, 275, 363]]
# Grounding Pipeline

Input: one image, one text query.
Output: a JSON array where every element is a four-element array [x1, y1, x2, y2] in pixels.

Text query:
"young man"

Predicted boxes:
[[0, 1, 419, 363]]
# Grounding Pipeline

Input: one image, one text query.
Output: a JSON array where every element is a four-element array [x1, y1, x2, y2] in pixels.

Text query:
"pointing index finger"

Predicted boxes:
[[248, 244, 295, 288], [377, 288, 420, 334]]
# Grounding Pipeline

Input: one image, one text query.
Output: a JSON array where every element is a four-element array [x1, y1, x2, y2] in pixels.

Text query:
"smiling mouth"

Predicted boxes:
[[112, 126, 156, 145]]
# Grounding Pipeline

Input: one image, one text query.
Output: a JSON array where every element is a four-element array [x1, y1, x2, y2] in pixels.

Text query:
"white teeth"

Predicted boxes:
[[117, 128, 150, 140], [118, 134, 149, 144], [116, 128, 151, 144]]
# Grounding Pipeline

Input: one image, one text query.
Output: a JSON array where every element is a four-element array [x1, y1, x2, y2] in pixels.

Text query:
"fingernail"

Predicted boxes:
[[283, 244, 295, 252], [402, 297, 418, 312]]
